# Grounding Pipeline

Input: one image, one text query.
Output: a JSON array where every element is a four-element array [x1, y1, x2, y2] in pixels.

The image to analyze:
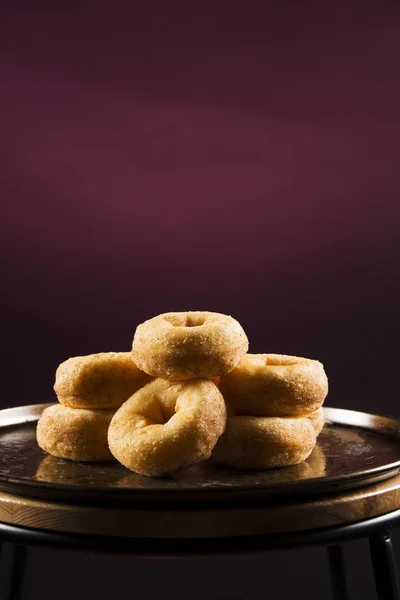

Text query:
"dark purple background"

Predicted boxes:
[[1, 2, 400, 599]]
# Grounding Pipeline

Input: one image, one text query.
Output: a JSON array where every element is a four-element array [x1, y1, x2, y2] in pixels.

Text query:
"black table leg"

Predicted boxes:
[[6, 545, 28, 600], [327, 544, 350, 600], [369, 530, 400, 600]]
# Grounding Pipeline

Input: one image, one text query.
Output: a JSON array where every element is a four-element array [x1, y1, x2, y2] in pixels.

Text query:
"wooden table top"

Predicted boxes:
[[1, 472, 400, 539]]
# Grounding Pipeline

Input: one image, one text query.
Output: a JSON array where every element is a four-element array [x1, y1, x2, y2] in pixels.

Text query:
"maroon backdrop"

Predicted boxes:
[[1, 2, 400, 599]]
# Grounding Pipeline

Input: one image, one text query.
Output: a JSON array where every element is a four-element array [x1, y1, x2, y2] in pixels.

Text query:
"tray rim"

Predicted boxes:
[[1, 403, 400, 505]]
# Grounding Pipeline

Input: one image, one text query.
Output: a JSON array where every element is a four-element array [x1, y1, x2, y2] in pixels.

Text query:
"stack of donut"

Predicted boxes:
[[214, 354, 327, 469], [37, 311, 328, 477], [37, 352, 152, 462]]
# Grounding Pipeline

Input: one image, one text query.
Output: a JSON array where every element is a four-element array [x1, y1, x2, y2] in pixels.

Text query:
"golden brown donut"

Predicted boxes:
[[54, 352, 152, 409], [212, 414, 317, 469], [108, 378, 227, 477], [219, 353, 328, 417], [131, 311, 248, 380], [37, 404, 115, 462]]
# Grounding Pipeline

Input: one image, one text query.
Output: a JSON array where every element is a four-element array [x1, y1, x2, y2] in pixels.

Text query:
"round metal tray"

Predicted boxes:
[[0, 404, 399, 507]]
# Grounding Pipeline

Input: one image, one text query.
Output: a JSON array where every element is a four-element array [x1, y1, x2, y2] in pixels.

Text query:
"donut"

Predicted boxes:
[[54, 352, 152, 409], [131, 311, 248, 380], [212, 414, 317, 469], [37, 404, 115, 462], [108, 378, 227, 477], [219, 353, 328, 417]]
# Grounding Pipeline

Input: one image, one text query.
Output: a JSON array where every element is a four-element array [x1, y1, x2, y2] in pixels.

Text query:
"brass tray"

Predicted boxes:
[[0, 404, 399, 507]]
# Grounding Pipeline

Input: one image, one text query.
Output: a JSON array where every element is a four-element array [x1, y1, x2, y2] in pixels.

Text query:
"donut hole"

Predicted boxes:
[[163, 313, 206, 328], [265, 355, 299, 367], [144, 401, 175, 425], [185, 314, 206, 327], [158, 402, 174, 424]]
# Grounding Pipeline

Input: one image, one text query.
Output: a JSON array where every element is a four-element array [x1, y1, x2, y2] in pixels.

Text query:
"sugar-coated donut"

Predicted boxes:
[[131, 311, 248, 380], [219, 354, 328, 417], [108, 378, 227, 477], [54, 352, 152, 409], [37, 404, 115, 462], [212, 414, 317, 469]]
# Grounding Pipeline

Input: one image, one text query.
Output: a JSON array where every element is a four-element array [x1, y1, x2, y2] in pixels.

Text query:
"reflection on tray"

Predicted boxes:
[[34, 443, 326, 490], [35, 455, 125, 487], [116, 443, 327, 490]]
